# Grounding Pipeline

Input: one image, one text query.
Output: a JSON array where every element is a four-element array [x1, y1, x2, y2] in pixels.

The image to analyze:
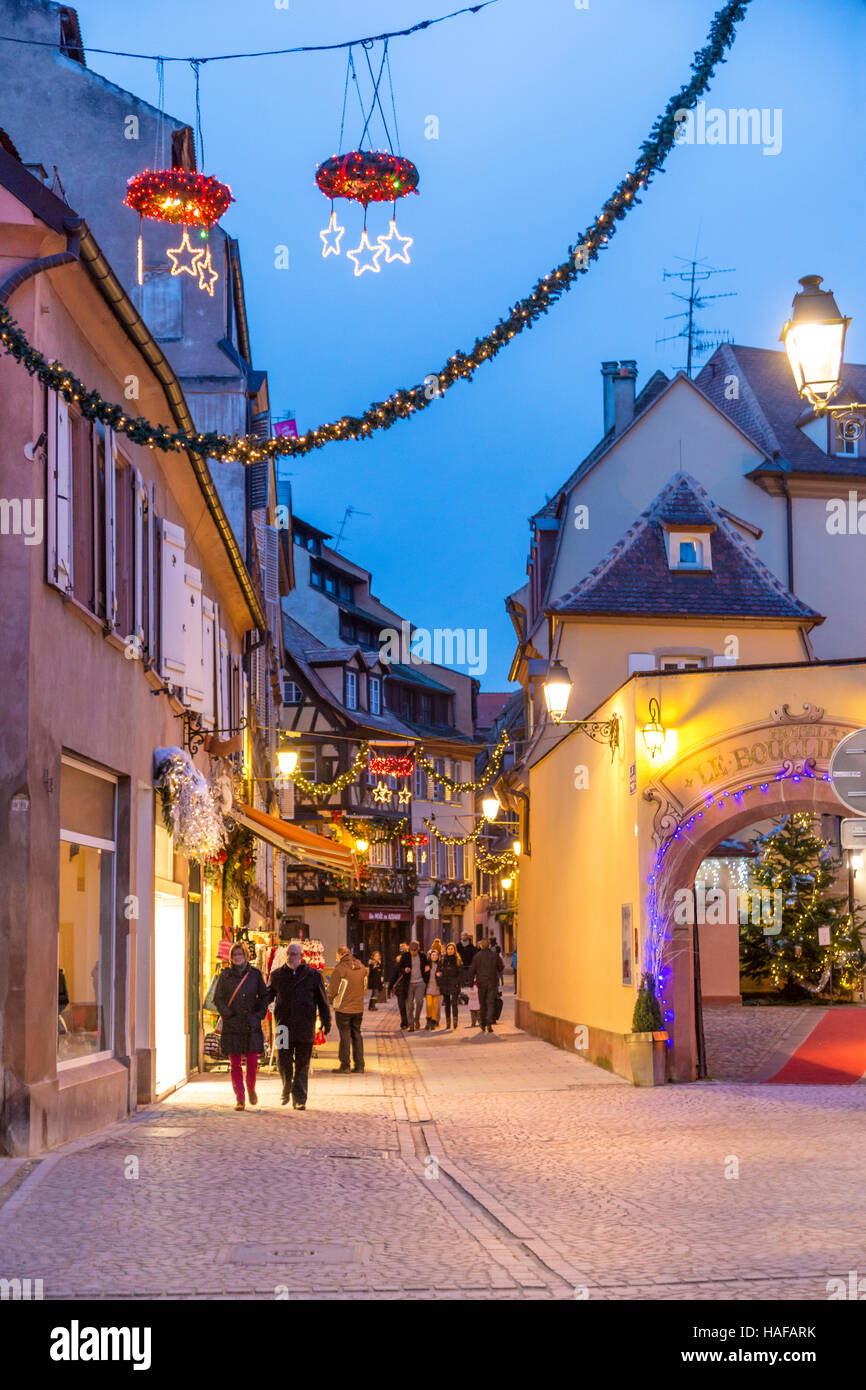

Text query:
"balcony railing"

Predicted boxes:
[[284, 864, 417, 905]]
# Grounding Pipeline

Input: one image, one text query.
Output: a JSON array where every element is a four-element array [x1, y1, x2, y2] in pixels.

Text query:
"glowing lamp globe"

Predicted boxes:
[[354, 838, 369, 855], [543, 659, 573, 723], [277, 749, 299, 776], [781, 276, 850, 408], [642, 698, 666, 759], [501, 876, 513, 891], [481, 792, 501, 821]]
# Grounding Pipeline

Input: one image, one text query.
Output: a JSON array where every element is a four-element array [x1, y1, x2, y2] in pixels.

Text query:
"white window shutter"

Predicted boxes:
[[628, 653, 655, 675], [201, 596, 216, 727], [104, 430, 116, 629], [133, 469, 145, 647], [218, 627, 230, 732], [146, 482, 156, 662], [47, 394, 73, 590], [159, 519, 186, 685], [713, 655, 738, 667], [183, 564, 204, 709]]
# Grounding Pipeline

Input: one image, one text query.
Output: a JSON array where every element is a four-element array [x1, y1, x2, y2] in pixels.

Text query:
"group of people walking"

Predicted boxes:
[[389, 933, 504, 1033], [213, 932, 508, 1113]]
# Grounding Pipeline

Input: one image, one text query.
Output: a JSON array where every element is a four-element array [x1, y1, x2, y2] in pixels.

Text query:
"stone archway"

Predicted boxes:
[[654, 777, 846, 1080]]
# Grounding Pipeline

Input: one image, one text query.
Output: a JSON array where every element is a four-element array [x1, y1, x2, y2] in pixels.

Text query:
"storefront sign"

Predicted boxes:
[[358, 907, 411, 922], [662, 722, 853, 808]]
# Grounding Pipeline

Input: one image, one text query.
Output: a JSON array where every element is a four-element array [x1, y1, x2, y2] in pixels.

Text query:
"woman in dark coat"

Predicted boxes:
[[438, 942, 463, 1030], [214, 942, 270, 1110], [367, 951, 384, 1011]]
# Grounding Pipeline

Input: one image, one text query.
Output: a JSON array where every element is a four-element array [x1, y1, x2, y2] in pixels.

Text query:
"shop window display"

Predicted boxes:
[[57, 761, 116, 1064]]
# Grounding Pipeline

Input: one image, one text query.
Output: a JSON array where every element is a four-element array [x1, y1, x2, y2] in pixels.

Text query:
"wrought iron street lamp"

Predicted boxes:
[[642, 697, 666, 758], [781, 275, 864, 439], [541, 659, 620, 750], [481, 791, 501, 821]]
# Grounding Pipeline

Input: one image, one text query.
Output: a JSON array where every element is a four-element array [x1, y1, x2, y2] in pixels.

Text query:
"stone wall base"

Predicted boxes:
[[1, 1058, 130, 1156], [516, 997, 673, 1085]]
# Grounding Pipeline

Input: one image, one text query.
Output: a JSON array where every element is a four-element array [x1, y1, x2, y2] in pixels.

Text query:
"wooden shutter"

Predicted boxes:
[[145, 482, 156, 663], [218, 626, 230, 732], [159, 519, 186, 685], [104, 430, 116, 629], [71, 413, 93, 608], [114, 455, 134, 640], [132, 469, 145, 648], [46, 391, 73, 590], [183, 564, 204, 709], [201, 596, 216, 727]]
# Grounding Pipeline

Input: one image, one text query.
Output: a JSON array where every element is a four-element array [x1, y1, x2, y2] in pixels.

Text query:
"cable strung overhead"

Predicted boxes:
[[0, 1, 752, 467], [0, 2, 499, 63]]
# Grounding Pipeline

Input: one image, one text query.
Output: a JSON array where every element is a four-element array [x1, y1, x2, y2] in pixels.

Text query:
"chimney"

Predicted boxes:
[[601, 361, 618, 435], [613, 360, 638, 434]]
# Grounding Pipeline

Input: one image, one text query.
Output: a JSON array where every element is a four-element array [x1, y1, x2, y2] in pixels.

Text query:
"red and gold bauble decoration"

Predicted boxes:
[[317, 150, 417, 277], [125, 167, 234, 297]]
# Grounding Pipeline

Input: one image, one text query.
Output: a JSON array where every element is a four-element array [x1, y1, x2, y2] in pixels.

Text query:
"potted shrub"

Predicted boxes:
[[626, 973, 668, 1086]]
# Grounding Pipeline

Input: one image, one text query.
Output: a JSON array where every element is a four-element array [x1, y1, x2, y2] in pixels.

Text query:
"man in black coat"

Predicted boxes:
[[471, 938, 503, 1033], [389, 940, 411, 1029], [391, 941, 428, 1032], [268, 942, 331, 1109], [457, 932, 477, 986]]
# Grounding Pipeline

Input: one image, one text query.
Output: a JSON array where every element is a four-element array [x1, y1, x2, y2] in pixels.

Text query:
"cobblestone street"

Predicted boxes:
[[1, 991, 865, 1302]]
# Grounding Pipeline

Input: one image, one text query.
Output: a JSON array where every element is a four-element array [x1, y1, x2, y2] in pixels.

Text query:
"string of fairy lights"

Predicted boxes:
[[0, 2, 751, 465]]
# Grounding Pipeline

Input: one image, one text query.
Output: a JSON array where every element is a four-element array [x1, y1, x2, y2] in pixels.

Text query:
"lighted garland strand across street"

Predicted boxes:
[[476, 848, 518, 873], [291, 741, 370, 801], [423, 815, 492, 846], [415, 728, 510, 794], [0, 1, 751, 466]]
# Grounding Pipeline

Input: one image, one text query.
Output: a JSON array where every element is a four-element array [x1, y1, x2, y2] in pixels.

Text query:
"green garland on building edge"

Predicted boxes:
[[0, 1, 751, 466]]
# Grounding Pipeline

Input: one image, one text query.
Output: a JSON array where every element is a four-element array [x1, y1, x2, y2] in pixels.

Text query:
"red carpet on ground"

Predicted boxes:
[[764, 1009, 866, 1084]]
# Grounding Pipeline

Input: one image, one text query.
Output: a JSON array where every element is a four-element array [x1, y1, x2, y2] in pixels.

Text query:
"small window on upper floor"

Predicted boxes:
[[677, 537, 703, 568], [660, 655, 707, 672], [834, 420, 858, 457]]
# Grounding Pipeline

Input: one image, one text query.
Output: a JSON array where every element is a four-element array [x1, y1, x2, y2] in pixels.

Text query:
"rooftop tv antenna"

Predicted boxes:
[[657, 256, 736, 376], [334, 505, 371, 552]]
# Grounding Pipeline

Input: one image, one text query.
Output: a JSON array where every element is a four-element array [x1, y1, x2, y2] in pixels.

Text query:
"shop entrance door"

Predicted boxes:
[[154, 886, 187, 1096]]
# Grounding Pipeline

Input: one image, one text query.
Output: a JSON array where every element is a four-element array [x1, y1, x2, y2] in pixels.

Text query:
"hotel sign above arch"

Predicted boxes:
[[644, 706, 859, 845]]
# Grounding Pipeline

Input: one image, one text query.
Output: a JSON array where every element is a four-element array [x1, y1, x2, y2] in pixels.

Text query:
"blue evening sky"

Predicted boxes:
[[70, 0, 865, 689]]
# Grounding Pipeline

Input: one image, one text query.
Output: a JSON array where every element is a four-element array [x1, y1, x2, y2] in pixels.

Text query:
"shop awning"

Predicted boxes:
[[235, 805, 355, 874]]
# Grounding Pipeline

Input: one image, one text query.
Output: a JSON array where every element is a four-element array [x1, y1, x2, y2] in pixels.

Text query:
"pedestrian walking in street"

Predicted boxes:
[[457, 931, 476, 986], [268, 941, 332, 1109], [367, 950, 384, 1011], [390, 941, 411, 1028], [466, 981, 480, 1028], [439, 941, 462, 1030], [214, 943, 270, 1111], [511, 946, 518, 996], [423, 948, 442, 1030], [393, 940, 427, 1031], [472, 938, 504, 1034], [328, 945, 368, 1073]]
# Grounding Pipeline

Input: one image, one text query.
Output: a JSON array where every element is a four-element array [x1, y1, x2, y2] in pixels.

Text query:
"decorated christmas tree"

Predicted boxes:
[[740, 813, 865, 999]]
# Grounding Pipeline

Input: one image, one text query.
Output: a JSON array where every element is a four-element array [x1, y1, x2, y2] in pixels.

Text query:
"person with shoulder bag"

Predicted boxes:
[[213, 943, 270, 1110], [327, 946, 368, 1073], [438, 942, 463, 1030]]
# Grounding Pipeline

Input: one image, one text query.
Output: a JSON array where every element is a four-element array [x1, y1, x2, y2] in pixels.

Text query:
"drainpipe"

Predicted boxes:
[[780, 474, 795, 593], [0, 219, 82, 303]]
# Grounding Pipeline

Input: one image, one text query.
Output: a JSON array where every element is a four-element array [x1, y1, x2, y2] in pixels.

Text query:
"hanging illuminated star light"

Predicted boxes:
[[347, 228, 385, 277], [196, 244, 219, 296], [372, 780, 393, 804], [377, 218, 412, 265], [397, 786, 412, 806], [320, 207, 345, 257], [166, 228, 204, 278]]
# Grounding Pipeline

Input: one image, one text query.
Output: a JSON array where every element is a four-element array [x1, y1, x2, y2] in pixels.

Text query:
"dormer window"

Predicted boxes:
[[678, 538, 702, 567], [664, 525, 713, 571], [833, 419, 858, 457]]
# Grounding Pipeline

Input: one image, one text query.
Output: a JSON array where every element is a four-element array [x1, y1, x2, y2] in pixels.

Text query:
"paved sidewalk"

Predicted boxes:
[[1, 991, 864, 1300]]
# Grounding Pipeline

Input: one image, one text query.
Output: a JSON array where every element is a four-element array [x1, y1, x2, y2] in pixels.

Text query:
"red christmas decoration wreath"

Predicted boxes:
[[125, 168, 234, 226], [315, 150, 418, 207]]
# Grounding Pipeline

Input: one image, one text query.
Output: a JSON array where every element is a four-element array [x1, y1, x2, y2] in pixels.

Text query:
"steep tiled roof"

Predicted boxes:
[[549, 472, 822, 623], [696, 344, 866, 477]]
